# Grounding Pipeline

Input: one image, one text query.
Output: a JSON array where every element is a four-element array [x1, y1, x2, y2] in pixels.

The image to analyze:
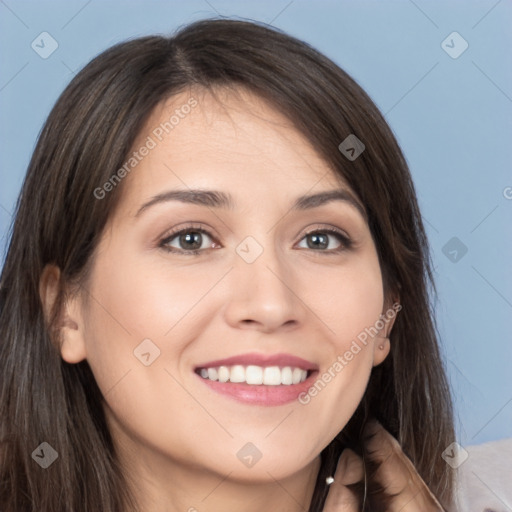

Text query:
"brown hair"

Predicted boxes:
[[0, 18, 454, 511]]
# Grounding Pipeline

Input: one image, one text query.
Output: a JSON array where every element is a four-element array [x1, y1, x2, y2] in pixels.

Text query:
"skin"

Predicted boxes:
[[39, 86, 422, 511]]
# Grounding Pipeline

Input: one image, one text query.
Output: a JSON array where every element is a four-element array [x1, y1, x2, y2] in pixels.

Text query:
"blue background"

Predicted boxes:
[[1, 0, 511, 446]]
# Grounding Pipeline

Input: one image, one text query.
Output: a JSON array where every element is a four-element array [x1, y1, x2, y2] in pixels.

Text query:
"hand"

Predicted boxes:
[[323, 419, 446, 511]]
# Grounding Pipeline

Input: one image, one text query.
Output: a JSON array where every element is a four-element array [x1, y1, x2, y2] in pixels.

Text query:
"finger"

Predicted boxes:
[[363, 420, 445, 511], [337, 448, 365, 485], [322, 448, 363, 512]]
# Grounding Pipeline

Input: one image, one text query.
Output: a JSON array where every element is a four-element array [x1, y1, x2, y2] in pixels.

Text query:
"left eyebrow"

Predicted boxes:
[[135, 188, 367, 220], [291, 189, 367, 220]]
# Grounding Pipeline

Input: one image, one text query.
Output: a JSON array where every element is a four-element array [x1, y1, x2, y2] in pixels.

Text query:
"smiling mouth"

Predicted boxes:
[[195, 365, 312, 386]]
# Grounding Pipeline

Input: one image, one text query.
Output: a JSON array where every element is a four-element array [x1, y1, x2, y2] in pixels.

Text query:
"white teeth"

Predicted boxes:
[[245, 365, 263, 385], [198, 365, 309, 386], [229, 365, 245, 383], [218, 366, 229, 383], [292, 367, 303, 385], [263, 366, 281, 386], [281, 366, 293, 385]]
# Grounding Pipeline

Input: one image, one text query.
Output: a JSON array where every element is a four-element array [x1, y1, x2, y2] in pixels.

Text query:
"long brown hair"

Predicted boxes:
[[0, 19, 454, 511]]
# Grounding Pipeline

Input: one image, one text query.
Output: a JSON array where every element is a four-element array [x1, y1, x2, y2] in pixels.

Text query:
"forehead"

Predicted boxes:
[[118, 86, 358, 212], [138, 86, 329, 160]]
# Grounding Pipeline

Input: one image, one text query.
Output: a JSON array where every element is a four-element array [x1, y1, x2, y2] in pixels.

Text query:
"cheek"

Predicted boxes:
[[80, 251, 222, 463], [83, 246, 225, 354], [292, 252, 384, 448], [300, 251, 384, 344], [80, 248, 226, 421]]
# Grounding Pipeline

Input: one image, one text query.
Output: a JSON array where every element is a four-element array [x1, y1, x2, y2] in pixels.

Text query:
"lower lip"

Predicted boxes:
[[196, 372, 317, 406]]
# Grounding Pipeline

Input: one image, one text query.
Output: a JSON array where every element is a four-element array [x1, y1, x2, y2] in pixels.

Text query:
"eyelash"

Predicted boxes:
[[158, 223, 353, 256]]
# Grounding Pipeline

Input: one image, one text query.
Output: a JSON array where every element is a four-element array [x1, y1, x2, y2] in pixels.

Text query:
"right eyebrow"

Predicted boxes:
[[135, 189, 234, 217]]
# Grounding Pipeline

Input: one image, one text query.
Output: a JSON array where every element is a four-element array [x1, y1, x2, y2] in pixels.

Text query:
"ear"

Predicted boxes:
[[372, 297, 401, 367], [39, 264, 87, 364]]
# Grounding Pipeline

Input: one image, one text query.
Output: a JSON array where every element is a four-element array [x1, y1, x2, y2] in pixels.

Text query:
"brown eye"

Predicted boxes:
[[297, 229, 352, 252], [160, 228, 216, 254], [306, 232, 331, 250]]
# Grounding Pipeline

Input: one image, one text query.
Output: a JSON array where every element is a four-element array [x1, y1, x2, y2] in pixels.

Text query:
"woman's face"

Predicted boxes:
[[63, 87, 391, 485]]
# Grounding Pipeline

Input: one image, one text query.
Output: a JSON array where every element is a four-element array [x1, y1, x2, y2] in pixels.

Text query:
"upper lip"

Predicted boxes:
[[195, 352, 318, 371]]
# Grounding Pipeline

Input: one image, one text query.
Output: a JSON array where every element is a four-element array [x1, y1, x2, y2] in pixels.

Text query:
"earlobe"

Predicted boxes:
[[39, 264, 87, 364], [373, 336, 391, 367], [373, 298, 400, 367]]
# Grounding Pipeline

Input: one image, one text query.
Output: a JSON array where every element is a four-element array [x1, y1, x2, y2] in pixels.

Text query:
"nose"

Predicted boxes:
[[222, 241, 304, 334]]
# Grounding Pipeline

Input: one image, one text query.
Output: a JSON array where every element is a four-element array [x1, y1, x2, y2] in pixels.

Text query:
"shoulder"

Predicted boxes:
[[450, 437, 512, 512]]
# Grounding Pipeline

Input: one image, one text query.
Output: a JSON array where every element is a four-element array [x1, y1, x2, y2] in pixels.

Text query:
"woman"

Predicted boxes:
[[0, 19, 454, 511]]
